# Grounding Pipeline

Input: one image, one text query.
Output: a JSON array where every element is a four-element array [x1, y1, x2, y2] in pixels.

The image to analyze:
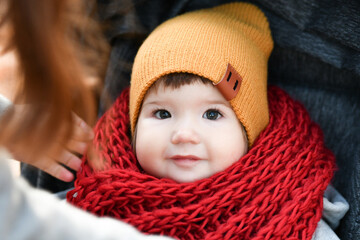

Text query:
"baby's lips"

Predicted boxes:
[[169, 155, 201, 161]]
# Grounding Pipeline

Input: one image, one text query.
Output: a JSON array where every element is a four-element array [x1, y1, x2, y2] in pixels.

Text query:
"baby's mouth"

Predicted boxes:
[[169, 155, 201, 168]]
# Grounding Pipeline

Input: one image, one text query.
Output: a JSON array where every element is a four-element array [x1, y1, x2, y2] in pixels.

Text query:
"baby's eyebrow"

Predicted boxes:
[[142, 99, 231, 109], [142, 100, 165, 107], [205, 100, 231, 108]]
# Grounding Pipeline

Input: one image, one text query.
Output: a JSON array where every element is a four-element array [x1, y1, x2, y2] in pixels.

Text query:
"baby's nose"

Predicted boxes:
[[171, 128, 200, 145]]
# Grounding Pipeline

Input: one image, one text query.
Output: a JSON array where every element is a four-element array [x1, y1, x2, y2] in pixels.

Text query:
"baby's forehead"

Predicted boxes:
[[143, 80, 233, 111]]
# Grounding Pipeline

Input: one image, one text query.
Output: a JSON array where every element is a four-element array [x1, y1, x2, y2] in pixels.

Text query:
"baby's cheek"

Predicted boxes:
[[215, 140, 247, 171], [136, 149, 155, 175], [225, 125, 248, 162], [136, 139, 164, 177], [228, 147, 246, 164]]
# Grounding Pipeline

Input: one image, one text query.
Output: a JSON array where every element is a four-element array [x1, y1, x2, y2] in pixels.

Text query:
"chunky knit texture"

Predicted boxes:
[[68, 86, 335, 240], [130, 2, 274, 147]]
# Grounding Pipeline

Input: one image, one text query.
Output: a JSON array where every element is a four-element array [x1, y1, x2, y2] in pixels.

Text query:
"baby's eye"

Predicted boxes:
[[154, 109, 171, 119], [203, 109, 222, 120]]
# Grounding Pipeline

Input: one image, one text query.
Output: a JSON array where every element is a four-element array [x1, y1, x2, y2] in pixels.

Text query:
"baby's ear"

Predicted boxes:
[[214, 64, 242, 101]]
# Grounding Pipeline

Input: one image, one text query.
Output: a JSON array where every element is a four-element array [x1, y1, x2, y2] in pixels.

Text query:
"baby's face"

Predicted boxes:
[[135, 81, 247, 183]]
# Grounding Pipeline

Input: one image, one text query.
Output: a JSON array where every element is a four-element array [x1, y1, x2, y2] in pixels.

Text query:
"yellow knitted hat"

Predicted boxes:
[[129, 2, 274, 147]]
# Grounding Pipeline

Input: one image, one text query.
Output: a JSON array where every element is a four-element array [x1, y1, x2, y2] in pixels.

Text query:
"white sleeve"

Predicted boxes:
[[312, 220, 340, 240], [0, 149, 173, 240], [311, 185, 349, 240], [322, 185, 349, 229]]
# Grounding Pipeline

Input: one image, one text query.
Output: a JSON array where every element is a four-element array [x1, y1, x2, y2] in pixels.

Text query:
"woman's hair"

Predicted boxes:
[[0, 0, 109, 158]]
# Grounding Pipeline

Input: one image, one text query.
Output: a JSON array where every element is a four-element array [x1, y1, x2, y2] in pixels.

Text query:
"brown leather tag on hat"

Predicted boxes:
[[214, 63, 242, 101]]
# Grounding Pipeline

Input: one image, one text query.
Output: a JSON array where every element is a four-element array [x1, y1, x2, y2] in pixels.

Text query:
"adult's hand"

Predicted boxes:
[[12, 113, 94, 182]]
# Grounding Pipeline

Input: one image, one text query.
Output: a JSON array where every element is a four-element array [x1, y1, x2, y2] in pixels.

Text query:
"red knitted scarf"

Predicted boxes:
[[67, 86, 335, 240]]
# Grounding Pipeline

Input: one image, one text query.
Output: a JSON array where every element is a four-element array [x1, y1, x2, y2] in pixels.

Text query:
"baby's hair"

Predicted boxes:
[[150, 72, 212, 91]]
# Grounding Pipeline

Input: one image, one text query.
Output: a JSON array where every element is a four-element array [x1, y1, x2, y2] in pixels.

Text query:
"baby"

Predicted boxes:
[[129, 1, 272, 183], [69, 3, 337, 239], [133, 73, 248, 183]]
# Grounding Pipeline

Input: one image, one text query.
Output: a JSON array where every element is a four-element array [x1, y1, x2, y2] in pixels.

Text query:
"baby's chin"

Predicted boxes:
[[147, 170, 209, 183], [170, 176, 209, 183], [140, 160, 218, 183], [170, 175, 204, 183]]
